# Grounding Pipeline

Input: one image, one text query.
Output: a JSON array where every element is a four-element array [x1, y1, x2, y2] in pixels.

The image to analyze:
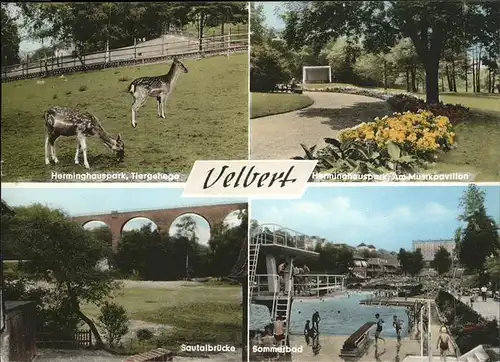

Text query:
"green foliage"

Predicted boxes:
[[397, 248, 424, 276], [432, 247, 452, 275], [115, 212, 247, 280], [282, 1, 500, 103], [3, 204, 118, 347], [250, 44, 292, 92], [136, 328, 154, 342], [98, 301, 129, 348], [0, 5, 21, 65], [294, 137, 422, 178], [17, 3, 247, 62]]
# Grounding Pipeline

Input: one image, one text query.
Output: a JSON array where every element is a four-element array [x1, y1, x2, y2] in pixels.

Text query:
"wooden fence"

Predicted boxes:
[[1, 32, 248, 82], [36, 329, 92, 348]]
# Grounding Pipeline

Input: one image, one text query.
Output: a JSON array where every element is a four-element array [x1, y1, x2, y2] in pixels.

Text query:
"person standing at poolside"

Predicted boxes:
[[312, 310, 321, 332], [393, 315, 403, 343], [374, 313, 385, 344], [303, 320, 313, 346], [278, 261, 288, 294]]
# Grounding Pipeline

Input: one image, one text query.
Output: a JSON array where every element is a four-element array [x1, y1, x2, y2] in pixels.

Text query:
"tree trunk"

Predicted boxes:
[[464, 53, 468, 92], [76, 308, 105, 349], [445, 65, 452, 91], [411, 65, 417, 92], [472, 60, 476, 92], [451, 60, 457, 92], [406, 68, 410, 92], [476, 47, 481, 92], [198, 14, 205, 52], [441, 73, 445, 92], [383, 59, 388, 90], [424, 60, 440, 104]]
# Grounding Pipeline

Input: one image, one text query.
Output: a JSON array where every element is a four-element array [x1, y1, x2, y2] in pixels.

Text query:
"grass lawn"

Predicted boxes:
[[304, 83, 500, 180], [81, 282, 242, 352], [1, 54, 248, 182], [251, 92, 314, 118]]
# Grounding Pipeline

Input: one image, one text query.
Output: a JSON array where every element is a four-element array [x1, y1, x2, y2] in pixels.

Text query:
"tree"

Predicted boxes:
[[459, 208, 499, 272], [398, 248, 424, 276], [282, 1, 500, 104], [457, 185, 499, 272], [7, 204, 117, 348], [250, 2, 266, 46], [98, 301, 129, 348], [1, 5, 21, 65], [433, 246, 452, 275]]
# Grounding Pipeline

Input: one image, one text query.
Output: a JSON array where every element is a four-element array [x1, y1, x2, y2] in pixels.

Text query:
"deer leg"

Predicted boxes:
[[131, 92, 148, 128], [156, 96, 161, 118], [74, 141, 80, 164], [160, 94, 168, 119], [49, 135, 60, 164], [45, 133, 50, 165], [77, 133, 90, 169]]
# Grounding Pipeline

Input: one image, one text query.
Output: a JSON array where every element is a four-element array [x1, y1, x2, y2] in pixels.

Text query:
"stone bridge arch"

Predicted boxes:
[[72, 202, 247, 250]]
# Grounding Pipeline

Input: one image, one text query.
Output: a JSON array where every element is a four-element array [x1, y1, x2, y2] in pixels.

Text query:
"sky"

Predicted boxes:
[[251, 186, 500, 252], [260, 2, 285, 30], [1, 187, 246, 245]]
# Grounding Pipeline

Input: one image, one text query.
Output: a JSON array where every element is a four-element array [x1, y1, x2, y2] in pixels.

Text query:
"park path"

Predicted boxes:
[[250, 92, 393, 160]]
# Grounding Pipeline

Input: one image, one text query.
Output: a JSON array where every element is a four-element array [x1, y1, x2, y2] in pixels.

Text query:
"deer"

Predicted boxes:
[[128, 57, 189, 128], [44, 106, 125, 169]]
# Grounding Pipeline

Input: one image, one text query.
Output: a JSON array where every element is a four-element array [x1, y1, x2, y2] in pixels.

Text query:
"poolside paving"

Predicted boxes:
[[471, 299, 500, 321]]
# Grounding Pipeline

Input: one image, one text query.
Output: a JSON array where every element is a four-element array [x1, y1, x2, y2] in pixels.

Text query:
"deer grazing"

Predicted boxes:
[[128, 57, 189, 128], [44, 106, 125, 169]]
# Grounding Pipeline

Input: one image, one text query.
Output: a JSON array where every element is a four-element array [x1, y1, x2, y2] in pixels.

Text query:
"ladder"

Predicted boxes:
[[273, 260, 294, 349], [248, 243, 260, 299]]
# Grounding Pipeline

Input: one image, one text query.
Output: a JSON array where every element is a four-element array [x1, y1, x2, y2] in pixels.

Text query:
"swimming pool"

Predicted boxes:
[[250, 292, 409, 338]]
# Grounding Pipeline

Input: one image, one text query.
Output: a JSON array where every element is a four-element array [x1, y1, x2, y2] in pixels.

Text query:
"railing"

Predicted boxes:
[[253, 273, 346, 298], [2, 32, 248, 82], [251, 223, 319, 253]]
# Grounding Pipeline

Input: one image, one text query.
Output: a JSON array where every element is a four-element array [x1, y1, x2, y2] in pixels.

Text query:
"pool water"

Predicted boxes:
[[250, 292, 409, 338]]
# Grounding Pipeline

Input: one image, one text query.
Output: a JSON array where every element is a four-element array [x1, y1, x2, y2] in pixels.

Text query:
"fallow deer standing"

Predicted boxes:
[[44, 106, 125, 169], [128, 58, 189, 128]]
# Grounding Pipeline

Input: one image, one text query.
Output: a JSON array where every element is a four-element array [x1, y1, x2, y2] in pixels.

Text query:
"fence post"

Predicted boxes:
[[227, 28, 232, 57], [134, 38, 137, 60], [162, 35, 165, 56]]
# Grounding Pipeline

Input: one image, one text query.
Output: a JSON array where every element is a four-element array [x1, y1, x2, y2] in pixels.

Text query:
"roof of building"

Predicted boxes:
[[367, 244, 376, 249], [357, 243, 367, 247]]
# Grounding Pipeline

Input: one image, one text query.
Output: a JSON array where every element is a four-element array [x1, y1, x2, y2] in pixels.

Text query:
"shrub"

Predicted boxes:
[[339, 110, 456, 158], [136, 328, 154, 342], [98, 301, 129, 348], [78, 85, 87, 92], [250, 45, 292, 92]]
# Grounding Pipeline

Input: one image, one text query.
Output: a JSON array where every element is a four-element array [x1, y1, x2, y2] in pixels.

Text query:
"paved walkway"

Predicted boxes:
[[250, 92, 392, 160], [471, 299, 500, 321]]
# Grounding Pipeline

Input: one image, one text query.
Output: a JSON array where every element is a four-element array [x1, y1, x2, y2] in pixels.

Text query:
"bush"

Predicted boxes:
[[250, 45, 292, 92], [98, 301, 129, 348], [136, 328, 154, 342], [339, 110, 456, 157]]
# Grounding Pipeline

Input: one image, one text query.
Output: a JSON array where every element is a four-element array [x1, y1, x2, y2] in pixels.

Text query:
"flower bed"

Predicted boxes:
[[306, 86, 393, 100], [388, 94, 470, 125], [339, 110, 455, 157], [306, 86, 470, 125]]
